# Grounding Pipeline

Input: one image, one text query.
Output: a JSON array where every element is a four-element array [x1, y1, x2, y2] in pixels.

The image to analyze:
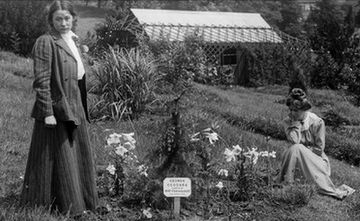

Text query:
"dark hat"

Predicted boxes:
[[286, 88, 312, 111]]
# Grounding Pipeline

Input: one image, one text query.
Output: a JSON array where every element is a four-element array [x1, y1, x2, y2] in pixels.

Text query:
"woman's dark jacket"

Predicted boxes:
[[30, 32, 89, 125]]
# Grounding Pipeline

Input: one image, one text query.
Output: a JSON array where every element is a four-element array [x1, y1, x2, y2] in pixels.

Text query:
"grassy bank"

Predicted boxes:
[[192, 83, 360, 166]]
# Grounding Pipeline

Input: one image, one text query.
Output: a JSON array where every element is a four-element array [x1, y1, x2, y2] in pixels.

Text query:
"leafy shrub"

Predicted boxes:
[[89, 8, 143, 56], [340, 65, 360, 106], [211, 66, 234, 85], [247, 44, 309, 87], [340, 37, 360, 105], [325, 131, 360, 166], [321, 108, 350, 127], [335, 126, 360, 141], [305, 0, 352, 65], [309, 51, 341, 89], [0, 1, 49, 56], [304, 0, 355, 91], [89, 47, 161, 121]]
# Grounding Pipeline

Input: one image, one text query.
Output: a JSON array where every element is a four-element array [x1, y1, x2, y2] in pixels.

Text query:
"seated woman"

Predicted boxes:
[[277, 88, 355, 200]]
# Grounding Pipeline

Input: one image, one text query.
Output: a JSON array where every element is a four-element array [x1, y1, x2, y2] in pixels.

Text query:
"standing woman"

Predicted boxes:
[[21, 0, 98, 215]]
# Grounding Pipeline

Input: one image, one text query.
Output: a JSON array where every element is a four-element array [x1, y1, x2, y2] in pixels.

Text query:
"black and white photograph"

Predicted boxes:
[[0, 0, 360, 220]]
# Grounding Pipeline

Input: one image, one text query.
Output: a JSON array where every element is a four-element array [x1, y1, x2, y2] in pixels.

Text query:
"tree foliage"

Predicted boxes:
[[305, 0, 351, 63], [0, 0, 50, 56], [305, 0, 356, 90], [278, 0, 304, 38]]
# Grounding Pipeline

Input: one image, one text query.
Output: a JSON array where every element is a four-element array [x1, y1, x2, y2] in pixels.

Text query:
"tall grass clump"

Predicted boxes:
[[89, 47, 161, 121], [263, 183, 316, 208]]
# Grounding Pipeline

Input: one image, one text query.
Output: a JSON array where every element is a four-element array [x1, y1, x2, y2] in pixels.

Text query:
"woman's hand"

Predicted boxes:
[[288, 113, 301, 123], [44, 115, 57, 128]]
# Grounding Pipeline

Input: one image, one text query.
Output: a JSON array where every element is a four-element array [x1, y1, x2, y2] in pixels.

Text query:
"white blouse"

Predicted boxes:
[[283, 111, 328, 160], [61, 31, 85, 80]]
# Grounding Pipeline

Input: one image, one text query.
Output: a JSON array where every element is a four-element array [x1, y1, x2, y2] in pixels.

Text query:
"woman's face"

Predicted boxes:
[[289, 107, 306, 121], [52, 10, 73, 34]]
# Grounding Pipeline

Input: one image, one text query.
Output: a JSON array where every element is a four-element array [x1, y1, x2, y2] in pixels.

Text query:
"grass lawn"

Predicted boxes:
[[1, 50, 360, 220]]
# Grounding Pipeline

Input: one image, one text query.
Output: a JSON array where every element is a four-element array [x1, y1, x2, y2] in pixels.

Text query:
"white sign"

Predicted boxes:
[[163, 177, 191, 197]]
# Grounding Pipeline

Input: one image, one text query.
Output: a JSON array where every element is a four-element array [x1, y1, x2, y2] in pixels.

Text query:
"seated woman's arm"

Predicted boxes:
[[312, 118, 326, 156], [284, 118, 302, 144]]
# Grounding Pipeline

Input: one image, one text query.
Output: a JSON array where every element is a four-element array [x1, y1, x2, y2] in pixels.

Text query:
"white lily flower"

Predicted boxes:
[[142, 207, 152, 219], [138, 164, 146, 171], [216, 181, 224, 189], [105, 203, 112, 212], [252, 155, 259, 164], [211, 121, 220, 129], [203, 128, 212, 132], [218, 169, 229, 177], [107, 133, 122, 145], [269, 151, 276, 158], [224, 148, 236, 162], [190, 132, 200, 142], [123, 141, 136, 150], [204, 131, 219, 145], [138, 165, 149, 177], [140, 170, 148, 177], [121, 132, 136, 144], [80, 45, 89, 53], [259, 151, 276, 158], [244, 147, 260, 165], [106, 164, 116, 175], [115, 145, 128, 157], [259, 151, 269, 157], [232, 145, 242, 155]]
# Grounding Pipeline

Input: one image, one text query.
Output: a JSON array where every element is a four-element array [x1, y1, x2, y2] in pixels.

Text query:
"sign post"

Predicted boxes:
[[163, 177, 191, 220]]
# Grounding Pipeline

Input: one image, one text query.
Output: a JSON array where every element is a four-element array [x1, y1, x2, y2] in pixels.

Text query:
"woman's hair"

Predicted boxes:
[[286, 88, 312, 111], [47, 0, 77, 31]]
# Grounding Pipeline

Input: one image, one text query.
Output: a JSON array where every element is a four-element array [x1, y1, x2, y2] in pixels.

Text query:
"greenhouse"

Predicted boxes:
[[126, 8, 310, 85]]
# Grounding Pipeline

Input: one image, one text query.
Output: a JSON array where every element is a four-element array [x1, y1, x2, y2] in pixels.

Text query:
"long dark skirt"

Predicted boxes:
[[21, 118, 98, 215]]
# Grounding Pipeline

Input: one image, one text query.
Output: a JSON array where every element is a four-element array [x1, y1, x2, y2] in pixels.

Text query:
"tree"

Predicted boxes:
[[305, 0, 356, 89], [355, 0, 360, 27], [278, 0, 304, 38], [305, 0, 349, 63], [0, 0, 51, 56]]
